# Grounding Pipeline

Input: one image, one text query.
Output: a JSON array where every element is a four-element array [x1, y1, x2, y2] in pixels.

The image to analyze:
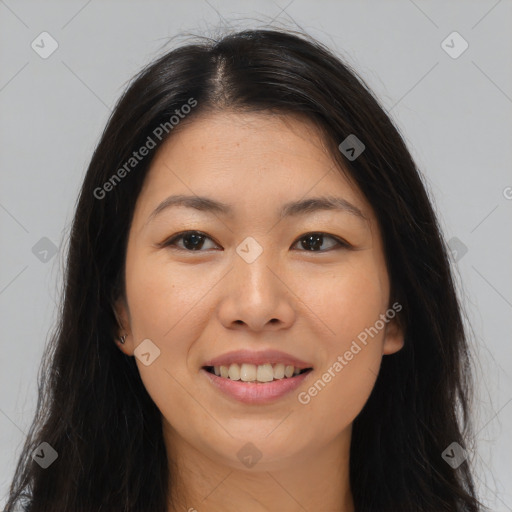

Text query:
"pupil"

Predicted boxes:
[[183, 233, 203, 250], [302, 233, 322, 251]]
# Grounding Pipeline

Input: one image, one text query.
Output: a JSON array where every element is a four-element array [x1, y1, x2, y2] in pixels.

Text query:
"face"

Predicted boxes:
[[115, 110, 403, 472]]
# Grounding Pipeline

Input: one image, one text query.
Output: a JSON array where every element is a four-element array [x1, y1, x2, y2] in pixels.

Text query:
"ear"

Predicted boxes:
[[382, 316, 404, 355], [113, 296, 134, 354]]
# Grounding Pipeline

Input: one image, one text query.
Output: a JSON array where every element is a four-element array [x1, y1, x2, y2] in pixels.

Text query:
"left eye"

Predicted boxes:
[[162, 230, 350, 253], [291, 232, 349, 252]]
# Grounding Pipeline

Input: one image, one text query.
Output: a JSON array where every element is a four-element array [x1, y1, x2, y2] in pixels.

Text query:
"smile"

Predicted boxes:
[[201, 364, 314, 405], [203, 363, 312, 383]]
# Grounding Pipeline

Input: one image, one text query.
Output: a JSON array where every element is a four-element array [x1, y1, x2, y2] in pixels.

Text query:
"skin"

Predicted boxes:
[[115, 111, 404, 512]]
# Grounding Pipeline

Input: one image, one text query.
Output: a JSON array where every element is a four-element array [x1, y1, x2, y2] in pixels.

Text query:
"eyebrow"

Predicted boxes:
[[146, 194, 367, 225]]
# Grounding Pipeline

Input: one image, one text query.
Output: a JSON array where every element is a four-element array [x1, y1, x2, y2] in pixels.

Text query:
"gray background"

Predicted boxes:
[[1, 0, 511, 509]]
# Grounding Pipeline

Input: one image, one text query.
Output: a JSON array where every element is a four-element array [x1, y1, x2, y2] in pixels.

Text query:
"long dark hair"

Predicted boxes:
[[4, 27, 482, 511]]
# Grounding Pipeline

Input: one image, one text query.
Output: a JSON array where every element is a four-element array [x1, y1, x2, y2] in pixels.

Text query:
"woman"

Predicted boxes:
[[4, 27, 483, 511]]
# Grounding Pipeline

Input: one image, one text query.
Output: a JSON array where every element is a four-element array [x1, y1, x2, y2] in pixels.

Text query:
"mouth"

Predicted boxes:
[[201, 363, 314, 404], [202, 363, 314, 383], [201, 350, 314, 403]]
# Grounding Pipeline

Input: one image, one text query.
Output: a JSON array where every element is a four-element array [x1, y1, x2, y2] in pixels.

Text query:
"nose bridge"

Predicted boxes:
[[218, 236, 295, 330], [234, 236, 280, 303]]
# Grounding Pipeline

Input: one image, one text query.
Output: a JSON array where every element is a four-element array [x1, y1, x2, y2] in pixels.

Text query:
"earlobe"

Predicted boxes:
[[382, 318, 405, 355], [113, 296, 133, 353]]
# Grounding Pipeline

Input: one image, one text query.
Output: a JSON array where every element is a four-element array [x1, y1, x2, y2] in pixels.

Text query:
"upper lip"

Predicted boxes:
[[202, 349, 314, 369]]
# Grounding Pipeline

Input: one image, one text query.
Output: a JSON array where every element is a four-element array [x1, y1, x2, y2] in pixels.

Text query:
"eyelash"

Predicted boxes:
[[161, 230, 351, 253]]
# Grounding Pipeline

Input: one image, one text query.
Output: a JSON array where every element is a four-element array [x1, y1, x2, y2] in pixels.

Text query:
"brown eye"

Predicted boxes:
[[162, 230, 350, 253], [292, 232, 349, 252], [163, 231, 219, 251]]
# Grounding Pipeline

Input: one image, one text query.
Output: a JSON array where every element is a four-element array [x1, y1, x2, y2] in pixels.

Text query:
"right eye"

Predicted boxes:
[[161, 230, 221, 252]]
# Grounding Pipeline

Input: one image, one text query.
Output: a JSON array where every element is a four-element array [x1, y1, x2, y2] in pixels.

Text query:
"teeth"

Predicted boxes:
[[211, 363, 309, 382], [240, 363, 257, 382], [228, 363, 241, 381], [273, 363, 285, 379], [256, 363, 274, 382]]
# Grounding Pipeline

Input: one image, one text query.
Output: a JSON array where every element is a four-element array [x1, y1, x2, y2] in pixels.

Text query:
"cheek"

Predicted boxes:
[[123, 250, 209, 406], [293, 257, 387, 430], [298, 255, 388, 343], [125, 245, 210, 341], [124, 256, 215, 446]]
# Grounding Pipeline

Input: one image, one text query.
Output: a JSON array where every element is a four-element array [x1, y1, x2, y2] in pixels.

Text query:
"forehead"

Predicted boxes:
[[135, 111, 373, 223], [156, 110, 334, 175]]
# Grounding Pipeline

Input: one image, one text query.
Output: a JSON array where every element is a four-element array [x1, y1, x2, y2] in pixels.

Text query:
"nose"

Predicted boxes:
[[216, 246, 296, 332]]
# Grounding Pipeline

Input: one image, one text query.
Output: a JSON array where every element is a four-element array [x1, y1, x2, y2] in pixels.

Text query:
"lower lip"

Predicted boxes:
[[201, 368, 313, 405]]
